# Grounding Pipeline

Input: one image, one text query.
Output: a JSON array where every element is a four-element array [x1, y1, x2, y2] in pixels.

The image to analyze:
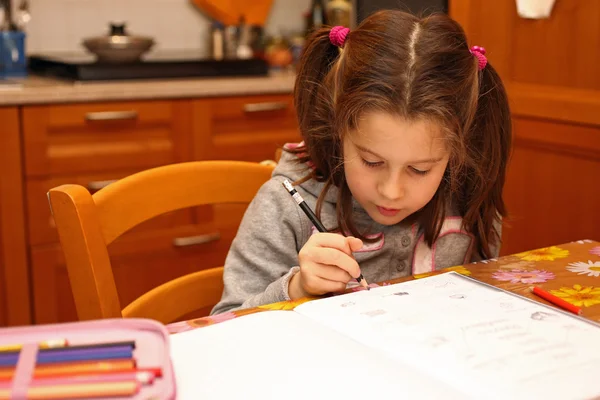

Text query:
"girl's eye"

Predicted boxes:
[[410, 167, 430, 176], [361, 158, 383, 168]]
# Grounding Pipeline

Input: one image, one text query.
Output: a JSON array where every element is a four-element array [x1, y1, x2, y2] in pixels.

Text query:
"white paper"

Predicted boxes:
[[516, 0, 556, 19], [295, 272, 600, 400], [169, 310, 467, 399]]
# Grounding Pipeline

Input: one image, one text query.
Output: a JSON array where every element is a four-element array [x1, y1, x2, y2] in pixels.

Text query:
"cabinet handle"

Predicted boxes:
[[243, 102, 288, 113], [85, 111, 139, 122], [87, 179, 118, 191], [172, 232, 221, 247]]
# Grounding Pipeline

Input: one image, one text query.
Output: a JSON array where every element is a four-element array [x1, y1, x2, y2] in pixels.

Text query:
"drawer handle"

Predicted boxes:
[[243, 102, 288, 113], [87, 179, 118, 191], [85, 111, 139, 122], [173, 233, 221, 247]]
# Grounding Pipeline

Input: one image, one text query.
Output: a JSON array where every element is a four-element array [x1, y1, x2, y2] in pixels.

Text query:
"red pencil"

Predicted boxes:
[[529, 286, 582, 315]]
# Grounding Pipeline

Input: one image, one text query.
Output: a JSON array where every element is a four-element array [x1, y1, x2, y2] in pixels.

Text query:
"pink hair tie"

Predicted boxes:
[[470, 46, 487, 70], [330, 26, 350, 48]]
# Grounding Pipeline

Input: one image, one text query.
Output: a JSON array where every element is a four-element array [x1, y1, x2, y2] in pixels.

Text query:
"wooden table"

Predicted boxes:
[[166, 239, 600, 334]]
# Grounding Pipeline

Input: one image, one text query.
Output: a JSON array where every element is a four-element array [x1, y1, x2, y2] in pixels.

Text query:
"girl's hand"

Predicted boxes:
[[288, 233, 363, 300]]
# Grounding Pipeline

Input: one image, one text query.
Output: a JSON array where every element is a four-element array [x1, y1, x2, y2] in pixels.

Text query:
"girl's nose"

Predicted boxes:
[[378, 174, 404, 202]]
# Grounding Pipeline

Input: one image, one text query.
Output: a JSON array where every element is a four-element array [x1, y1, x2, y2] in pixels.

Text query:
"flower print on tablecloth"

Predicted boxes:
[[413, 265, 471, 279], [491, 269, 555, 284], [567, 261, 600, 277], [550, 284, 600, 307], [590, 246, 600, 257], [515, 246, 569, 262]]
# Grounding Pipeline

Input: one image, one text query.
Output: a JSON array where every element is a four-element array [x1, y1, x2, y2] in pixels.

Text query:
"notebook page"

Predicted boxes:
[[294, 272, 600, 400], [169, 310, 468, 399]]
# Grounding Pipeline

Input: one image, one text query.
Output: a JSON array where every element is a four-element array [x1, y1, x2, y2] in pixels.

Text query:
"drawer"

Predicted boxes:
[[31, 212, 246, 324], [22, 99, 192, 177], [209, 94, 297, 136], [26, 171, 194, 246], [193, 94, 301, 162]]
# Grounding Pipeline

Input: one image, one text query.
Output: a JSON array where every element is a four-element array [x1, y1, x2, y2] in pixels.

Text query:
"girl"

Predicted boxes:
[[211, 10, 511, 315]]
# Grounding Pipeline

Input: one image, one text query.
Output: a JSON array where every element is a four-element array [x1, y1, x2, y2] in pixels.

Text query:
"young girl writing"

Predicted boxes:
[[211, 10, 511, 315]]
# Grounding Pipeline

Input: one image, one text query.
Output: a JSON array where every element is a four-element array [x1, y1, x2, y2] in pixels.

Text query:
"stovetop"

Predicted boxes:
[[28, 50, 269, 82]]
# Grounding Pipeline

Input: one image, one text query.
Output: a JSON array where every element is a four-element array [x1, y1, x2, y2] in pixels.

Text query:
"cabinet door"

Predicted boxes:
[[451, 2, 600, 254], [0, 107, 31, 326], [31, 203, 248, 324]]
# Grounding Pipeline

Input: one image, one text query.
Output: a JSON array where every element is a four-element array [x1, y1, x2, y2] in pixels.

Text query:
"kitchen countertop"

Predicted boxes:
[[0, 71, 296, 106]]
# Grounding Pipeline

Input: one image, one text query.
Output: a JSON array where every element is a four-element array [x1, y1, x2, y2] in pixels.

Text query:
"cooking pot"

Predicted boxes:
[[82, 23, 154, 63]]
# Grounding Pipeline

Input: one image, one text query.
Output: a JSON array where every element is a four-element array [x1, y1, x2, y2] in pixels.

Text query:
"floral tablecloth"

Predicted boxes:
[[167, 239, 600, 334]]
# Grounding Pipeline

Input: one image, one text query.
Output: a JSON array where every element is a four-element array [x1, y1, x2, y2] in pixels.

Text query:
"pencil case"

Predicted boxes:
[[0, 318, 176, 399]]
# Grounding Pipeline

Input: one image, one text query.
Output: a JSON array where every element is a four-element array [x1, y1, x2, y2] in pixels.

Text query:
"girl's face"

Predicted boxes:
[[343, 111, 450, 226]]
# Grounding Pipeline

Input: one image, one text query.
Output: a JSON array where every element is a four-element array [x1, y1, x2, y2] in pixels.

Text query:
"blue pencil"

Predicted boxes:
[[0, 345, 133, 367]]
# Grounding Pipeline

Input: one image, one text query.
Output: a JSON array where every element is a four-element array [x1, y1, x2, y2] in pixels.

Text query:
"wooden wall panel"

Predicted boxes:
[[450, 1, 600, 254]]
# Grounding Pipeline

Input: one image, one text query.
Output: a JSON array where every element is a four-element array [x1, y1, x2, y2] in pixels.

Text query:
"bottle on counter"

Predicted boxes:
[[305, 0, 327, 36], [210, 21, 224, 61], [325, 0, 352, 28]]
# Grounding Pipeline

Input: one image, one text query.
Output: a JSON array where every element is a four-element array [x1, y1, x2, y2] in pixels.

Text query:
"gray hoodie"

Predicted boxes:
[[211, 149, 500, 315]]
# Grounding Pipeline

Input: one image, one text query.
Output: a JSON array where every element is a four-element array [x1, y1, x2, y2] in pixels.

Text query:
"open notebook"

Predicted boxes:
[[170, 272, 600, 400]]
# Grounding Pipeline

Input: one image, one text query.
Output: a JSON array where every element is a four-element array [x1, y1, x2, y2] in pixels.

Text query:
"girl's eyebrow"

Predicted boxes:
[[355, 144, 443, 164]]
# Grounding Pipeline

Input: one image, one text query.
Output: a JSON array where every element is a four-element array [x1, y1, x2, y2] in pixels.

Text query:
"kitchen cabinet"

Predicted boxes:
[[0, 107, 31, 326], [451, 1, 600, 255], [2, 93, 300, 325]]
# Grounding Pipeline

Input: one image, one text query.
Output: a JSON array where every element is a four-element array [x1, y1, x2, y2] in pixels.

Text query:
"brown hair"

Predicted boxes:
[[290, 10, 512, 260]]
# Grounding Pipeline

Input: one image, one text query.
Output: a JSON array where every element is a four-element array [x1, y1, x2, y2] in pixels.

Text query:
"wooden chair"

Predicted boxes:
[[47, 161, 275, 324]]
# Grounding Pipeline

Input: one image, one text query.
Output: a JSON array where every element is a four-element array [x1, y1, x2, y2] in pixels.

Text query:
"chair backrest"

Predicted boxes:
[[48, 161, 274, 323]]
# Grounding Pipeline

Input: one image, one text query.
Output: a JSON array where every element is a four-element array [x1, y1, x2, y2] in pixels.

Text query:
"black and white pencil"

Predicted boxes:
[[282, 179, 370, 290]]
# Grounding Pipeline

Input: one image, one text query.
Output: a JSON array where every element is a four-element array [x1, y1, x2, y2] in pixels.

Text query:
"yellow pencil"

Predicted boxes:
[[0, 339, 68, 353], [0, 380, 140, 399]]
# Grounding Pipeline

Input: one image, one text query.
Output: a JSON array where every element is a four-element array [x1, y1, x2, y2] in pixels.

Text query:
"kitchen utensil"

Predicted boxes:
[[190, 0, 274, 26], [15, 0, 30, 30], [82, 23, 154, 64], [0, 0, 9, 31]]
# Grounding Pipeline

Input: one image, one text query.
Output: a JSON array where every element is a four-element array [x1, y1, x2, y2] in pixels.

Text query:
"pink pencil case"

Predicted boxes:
[[0, 318, 176, 399]]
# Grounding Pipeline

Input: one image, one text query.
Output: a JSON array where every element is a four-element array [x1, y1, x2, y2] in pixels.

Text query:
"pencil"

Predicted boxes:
[[0, 345, 134, 367], [0, 339, 67, 353], [529, 286, 582, 316], [0, 370, 155, 389], [0, 359, 136, 380], [0, 380, 140, 399], [282, 179, 370, 290], [0, 367, 162, 382]]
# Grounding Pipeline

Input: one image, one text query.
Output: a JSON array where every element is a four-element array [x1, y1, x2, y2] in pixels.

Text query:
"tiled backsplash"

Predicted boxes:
[[22, 0, 310, 55]]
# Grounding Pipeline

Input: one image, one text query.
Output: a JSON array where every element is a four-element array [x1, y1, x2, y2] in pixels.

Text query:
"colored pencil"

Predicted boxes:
[[529, 286, 582, 315], [0, 345, 133, 367], [0, 341, 135, 356], [0, 367, 162, 382], [0, 339, 67, 353], [0, 370, 154, 389], [282, 179, 370, 290], [0, 380, 140, 399], [0, 359, 135, 380]]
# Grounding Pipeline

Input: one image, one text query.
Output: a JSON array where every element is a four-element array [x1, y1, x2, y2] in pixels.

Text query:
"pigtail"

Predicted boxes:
[[461, 62, 512, 259], [291, 28, 343, 181], [289, 28, 353, 229]]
